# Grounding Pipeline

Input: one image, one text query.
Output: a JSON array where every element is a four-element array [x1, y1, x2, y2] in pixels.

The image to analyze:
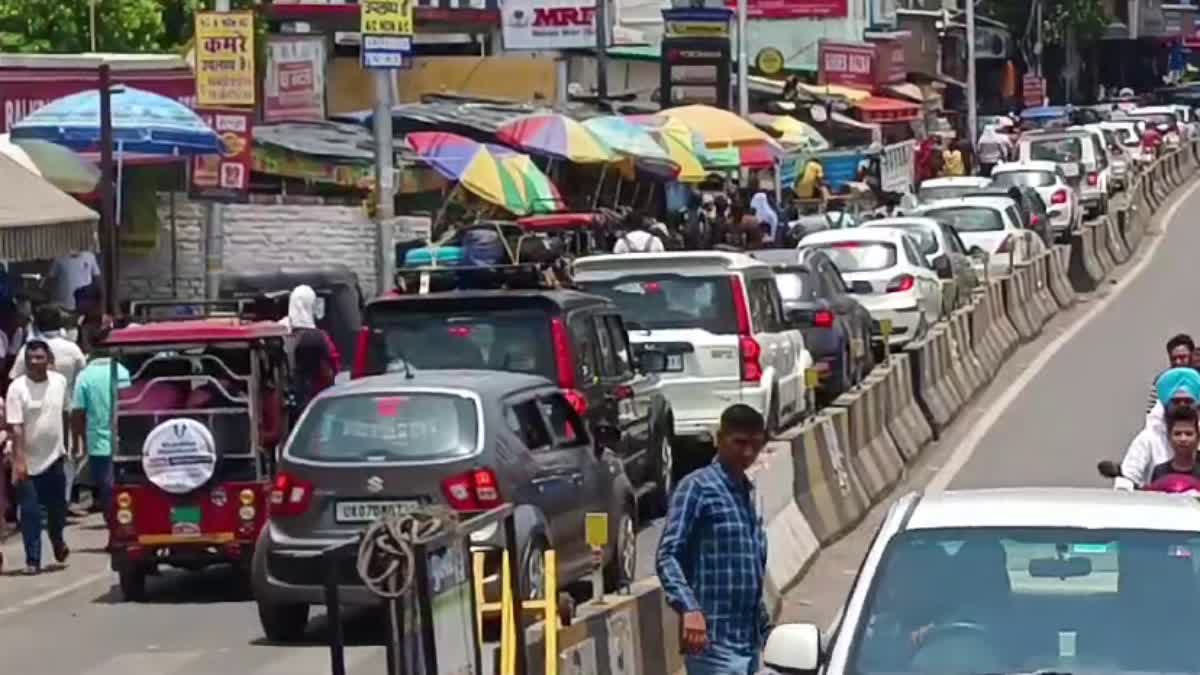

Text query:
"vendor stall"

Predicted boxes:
[[0, 152, 98, 261]]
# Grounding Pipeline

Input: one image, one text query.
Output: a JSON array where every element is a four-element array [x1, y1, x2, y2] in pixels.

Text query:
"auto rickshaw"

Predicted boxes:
[[104, 304, 290, 601]]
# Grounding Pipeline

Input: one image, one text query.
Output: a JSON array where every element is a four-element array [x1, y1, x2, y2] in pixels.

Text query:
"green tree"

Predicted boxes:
[[0, 0, 169, 53]]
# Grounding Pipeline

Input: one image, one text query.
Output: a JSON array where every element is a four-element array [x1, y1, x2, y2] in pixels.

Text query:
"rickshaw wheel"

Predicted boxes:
[[118, 565, 148, 602]]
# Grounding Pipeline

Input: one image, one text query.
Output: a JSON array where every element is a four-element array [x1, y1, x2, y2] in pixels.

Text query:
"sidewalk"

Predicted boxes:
[[0, 513, 114, 619]]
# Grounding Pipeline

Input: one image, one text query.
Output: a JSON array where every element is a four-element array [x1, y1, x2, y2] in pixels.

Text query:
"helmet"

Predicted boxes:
[[1145, 473, 1200, 494]]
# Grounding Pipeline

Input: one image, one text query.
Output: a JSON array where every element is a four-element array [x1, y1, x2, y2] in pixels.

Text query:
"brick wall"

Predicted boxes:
[[119, 193, 429, 301]]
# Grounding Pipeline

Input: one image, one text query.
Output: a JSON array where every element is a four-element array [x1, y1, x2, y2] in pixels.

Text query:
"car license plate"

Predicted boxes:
[[171, 505, 202, 525], [335, 500, 418, 523], [665, 354, 684, 371]]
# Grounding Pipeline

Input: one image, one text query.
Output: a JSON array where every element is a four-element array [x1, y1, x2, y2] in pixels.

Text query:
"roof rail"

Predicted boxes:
[[392, 262, 575, 295], [128, 299, 257, 323]]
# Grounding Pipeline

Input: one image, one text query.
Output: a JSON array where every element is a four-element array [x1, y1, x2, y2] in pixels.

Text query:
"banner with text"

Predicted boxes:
[[501, 0, 597, 50], [192, 108, 253, 201], [195, 11, 256, 106], [726, 0, 846, 19], [265, 35, 327, 122]]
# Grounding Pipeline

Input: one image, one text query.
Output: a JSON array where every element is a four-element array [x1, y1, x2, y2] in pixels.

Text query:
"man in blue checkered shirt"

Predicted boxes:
[[656, 404, 770, 675]]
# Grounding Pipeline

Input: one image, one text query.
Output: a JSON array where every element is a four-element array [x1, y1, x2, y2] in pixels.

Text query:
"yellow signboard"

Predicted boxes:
[[585, 512, 609, 549], [361, 0, 414, 36], [195, 11, 256, 106]]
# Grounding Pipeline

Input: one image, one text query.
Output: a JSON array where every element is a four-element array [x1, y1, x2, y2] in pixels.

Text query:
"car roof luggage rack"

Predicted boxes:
[[392, 261, 573, 295]]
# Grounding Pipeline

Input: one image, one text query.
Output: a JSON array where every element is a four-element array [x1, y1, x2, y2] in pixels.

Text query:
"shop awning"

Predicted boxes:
[[853, 96, 922, 123], [0, 153, 97, 261]]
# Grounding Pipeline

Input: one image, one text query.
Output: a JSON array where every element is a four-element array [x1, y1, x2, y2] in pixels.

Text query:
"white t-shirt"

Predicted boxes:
[[6, 372, 69, 476], [613, 230, 666, 254], [10, 333, 86, 393], [48, 251, 100, 310]]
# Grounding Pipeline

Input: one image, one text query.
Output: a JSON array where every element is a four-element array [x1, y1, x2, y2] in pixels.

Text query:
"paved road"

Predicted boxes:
[[779, 181, 1200, 629], [1, 185, 1190, 672]]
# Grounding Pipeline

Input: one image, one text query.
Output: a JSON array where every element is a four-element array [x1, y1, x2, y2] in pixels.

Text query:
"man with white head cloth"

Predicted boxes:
[[278, 285, 341, 411]]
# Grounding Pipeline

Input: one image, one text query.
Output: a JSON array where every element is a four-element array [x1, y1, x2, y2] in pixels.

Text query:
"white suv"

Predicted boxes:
[[990, 160, 1081, 241], [575, 251, 813, 441], [1018, 129, 1110, 218]]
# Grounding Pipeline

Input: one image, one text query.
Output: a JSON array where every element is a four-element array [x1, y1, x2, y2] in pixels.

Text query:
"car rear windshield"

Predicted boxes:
[[925, 207, 1004, 232], [918, 186, 977, 202], [881, 224, 938, 254], [578, 275, 738, 333], [289, 393, 479, 462], [1132, 113, 1176, 126], [1028, 137, 1083, 162], [371, 308, 555, 378], [772, 271, 810, 301], [991, 171, 1055, 188], [801, 243, 897, 273]]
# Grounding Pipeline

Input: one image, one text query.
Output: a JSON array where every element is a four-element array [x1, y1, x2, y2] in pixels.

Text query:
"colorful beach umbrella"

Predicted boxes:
[[406, 131, 529, 215], [626, 115, 708, 183], [495, 113, 612, 164], [489, 144, 565, 214], [747, 113, 830, 152], [659, 104, 781, 149], [582, 115, 678, 177], [702, 142, 784, 170]]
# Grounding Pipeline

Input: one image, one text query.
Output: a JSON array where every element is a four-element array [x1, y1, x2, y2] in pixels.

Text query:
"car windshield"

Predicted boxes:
[[577, 275, 739, 333], [1131, 113, 1176, 127], [919, 185, 980, 202], [289, 393, 479, 462], [850, 526, 1200, 675], [992, 171, 1055, 189], [1110, 127, 1139, 145], [372, 308, 555, 378], [772, 271, 810, 302], [800, 242, 897, 273], [924, 207, 1004, 232], [1028, 137, 1083, 162]]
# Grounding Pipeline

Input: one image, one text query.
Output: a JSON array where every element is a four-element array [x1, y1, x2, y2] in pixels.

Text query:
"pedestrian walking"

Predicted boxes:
[[7, 340, 71, 574], [70, 345, 131, 542], [656, 404, 770, 675]]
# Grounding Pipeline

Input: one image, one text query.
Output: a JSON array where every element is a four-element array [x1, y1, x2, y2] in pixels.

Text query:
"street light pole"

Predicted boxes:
[[372, 72, 395, 296], [203, 0, 232, 301], [965, 0, 977, 151], [736, 0, 749, 116], [99, 64, 116, 315]]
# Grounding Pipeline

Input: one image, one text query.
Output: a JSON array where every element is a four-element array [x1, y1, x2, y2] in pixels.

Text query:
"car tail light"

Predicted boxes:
[[996, 235, 1014, 254], [830, 241, 861, 248], [550, 318, 588, 415], [729, 277, 762, 383], [814, 310, 835, 328], [441, 468, 504, 511], [1051, 189, 1068, 205], [613, 384, 634, 400], [351, 326, 371, 379], [1030, 214, 1040, 227], [268, 472, 313, 518], [1087, 172, 1099, 186], [886, 275, 915, 293]]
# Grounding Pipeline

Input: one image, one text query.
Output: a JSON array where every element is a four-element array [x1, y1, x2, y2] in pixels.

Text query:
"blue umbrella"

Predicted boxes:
[[10, 85, 222, 156]]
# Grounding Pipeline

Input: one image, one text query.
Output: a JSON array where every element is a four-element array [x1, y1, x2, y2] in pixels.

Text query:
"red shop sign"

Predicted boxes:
[[1022, 74, 1046, 107], [873, 40, 906, 85], [0, 67, 196, 133], [726, 0, 847, 19], [191, 108, 253, 202], [818, 40, 877, 88]]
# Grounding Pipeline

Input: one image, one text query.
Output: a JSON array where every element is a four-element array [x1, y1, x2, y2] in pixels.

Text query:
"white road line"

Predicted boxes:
[[0, 569, 111, 618], [927, 182, 1200, 492]]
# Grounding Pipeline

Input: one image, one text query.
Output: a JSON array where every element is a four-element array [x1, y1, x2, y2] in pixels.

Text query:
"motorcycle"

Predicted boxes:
[[1097, 460, 1200, 493]]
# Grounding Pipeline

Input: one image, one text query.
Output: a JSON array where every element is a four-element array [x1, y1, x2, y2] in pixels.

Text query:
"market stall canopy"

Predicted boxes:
[[853, 96, 922, 124], [582, 115, 678, 177], [658, 105, 781, 149], [797, 83, 872, 102], [496, 113, 613, 164], [405, 131, 559, 215], [703, 141, 783, 170], [747, 113, 830, 152], [0, 153, 97, 261], [489, 145, 566, 213], [625, 115, 708, 183], [0, 134, 99, 193]]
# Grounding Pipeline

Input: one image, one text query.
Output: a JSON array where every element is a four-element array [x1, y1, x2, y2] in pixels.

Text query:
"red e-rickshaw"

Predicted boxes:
[[104, 309, 290, 600]]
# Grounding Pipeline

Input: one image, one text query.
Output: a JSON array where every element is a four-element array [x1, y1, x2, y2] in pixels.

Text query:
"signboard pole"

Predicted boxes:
[[98, 64, 117, 315], [966, 0, 977, 152], [596, 0, 609, 99], [736, 0, 748, 116], [203, 0, 231, 302], [373, 72, 395, 296]]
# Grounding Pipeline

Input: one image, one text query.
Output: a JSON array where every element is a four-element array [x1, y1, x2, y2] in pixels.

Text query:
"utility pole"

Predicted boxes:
[[372, 72, 395, 296], [203, 0, 231, 301], [1034, 0, 1043, 78], [736, 0, 748, 116], [965, 0, 977, 150], [595, 0, 609, 100], [99, 64, 116, 315]]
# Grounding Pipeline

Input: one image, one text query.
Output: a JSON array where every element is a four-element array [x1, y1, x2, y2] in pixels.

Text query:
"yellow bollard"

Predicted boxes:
[[879, 318, 893, 363]]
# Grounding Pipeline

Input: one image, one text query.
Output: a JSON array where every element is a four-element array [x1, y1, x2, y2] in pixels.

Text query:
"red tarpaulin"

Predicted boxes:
[[854, 97, 921, 123], [0, 67, 195, 133]]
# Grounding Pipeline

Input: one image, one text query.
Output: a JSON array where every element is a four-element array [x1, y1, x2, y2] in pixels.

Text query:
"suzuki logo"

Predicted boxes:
[[366, 476, 384, 494], [533, 6, 595, 27]]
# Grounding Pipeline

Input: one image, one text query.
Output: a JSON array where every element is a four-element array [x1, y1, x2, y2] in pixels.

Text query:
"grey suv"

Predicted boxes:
[[251, 369, 638, 642]]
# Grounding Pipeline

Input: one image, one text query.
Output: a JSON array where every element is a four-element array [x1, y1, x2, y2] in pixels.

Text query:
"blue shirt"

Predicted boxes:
[[656, 461, 770, 652], [71, 358, 131, 457]]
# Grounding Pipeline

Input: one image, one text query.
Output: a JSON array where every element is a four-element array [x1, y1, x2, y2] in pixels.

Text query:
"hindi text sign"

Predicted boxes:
[[195, 11, 256, 106]]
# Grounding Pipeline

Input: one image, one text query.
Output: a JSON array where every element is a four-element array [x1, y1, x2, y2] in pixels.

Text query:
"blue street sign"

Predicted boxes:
[[362, 34, 413, 69]]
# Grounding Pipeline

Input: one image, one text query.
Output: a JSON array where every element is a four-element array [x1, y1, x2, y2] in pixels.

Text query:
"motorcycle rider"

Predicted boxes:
[[1144, 333, 1194, 413], [1121, 367, 1200, 487], [1148, 403, 1200, 483]]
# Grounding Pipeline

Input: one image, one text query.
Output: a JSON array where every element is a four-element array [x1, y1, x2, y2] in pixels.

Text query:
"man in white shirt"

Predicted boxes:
[[8, 339, 71, 574], [613, 219, 666, 254], [47, 250, 100, 311], [12, 306, 86, 509]]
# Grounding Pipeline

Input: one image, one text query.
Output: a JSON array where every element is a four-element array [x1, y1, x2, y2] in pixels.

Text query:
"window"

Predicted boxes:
[[578, 275, 739, 334], [1005, 206, 1022, 229], [902, 236, 930, 268], [804, 242, 898, 271], [925, 207, 1004, 232], [823, 265, 849, 295], [991, 171, 1055, 189], [374, 308, 554, 378], [941, 225, 967, 255], [509, 399, 552, 450], [289, 393, 479, 462], [593, 315, 617, 377], [747, 277, 781, 332], [1028, 137, 1082, 163], [569, 314, 598, 382], [538, 394, 588, 447], [603, 315, 634, 378], [885, 224, 938, 256], [773, 271, 810, 302]]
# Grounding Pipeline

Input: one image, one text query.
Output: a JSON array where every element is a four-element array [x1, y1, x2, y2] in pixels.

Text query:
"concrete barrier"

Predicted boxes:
[[829, 374, 904, 501], [1001, 272, 1037, 340], [1104, 213, 1131, 264], [877, 352, 933, 462], [948, 307, 988, 400], [1026, 255, 1057, 329], [1092, 219, 1116, 275], [904, 326, 964, 433], [1117, 203, 1142, 253], [967, 291, 1004, 377], [789, 410, 871, 544], [1068, 223, 1104, 292], [1046, 245, 1077, 309]]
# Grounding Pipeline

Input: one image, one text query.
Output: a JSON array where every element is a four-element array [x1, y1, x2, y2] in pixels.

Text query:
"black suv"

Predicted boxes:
[[354, 289, 678, 514]]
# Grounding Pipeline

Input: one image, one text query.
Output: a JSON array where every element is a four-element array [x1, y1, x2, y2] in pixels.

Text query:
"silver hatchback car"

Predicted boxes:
[[252, 369, 638, 642]]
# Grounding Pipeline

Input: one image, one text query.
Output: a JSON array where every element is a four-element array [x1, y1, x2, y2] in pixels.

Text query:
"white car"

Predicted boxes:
[[1075, 125, 1122, 194], [910, 196, 1045, 277], [1100, 120, 1150, 165], [1018, 129, 1110, 217], [916, 176, 992, 204], [764, 488, 1200, 675], [574, 251, 813, 439], [796, 228, 942, 347], [990, 160, 1081, 241]]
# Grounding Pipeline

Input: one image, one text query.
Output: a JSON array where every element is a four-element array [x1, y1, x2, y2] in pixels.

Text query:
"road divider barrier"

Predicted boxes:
[[495, 143, 1200, 675]]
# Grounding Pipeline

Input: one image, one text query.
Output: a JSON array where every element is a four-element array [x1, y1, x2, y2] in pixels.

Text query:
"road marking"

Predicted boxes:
[[0, 569, 111, 619], [927, 182, 1200, 492]]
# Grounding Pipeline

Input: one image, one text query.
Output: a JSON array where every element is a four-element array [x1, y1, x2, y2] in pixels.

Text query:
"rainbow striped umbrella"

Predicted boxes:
[[406, 132, 530, 214], [626, 115, 708, 183], [489, 144, 565, 214], [496, 113, 613, 164], [582, 115, 678, 177]]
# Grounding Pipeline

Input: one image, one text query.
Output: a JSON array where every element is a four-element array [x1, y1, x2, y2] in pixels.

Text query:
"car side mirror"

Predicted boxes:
[[1097, 460, 1122, 479], [637, 349, 668, 374], [932, 255, 954, 279], [763, 624, 822, 674]]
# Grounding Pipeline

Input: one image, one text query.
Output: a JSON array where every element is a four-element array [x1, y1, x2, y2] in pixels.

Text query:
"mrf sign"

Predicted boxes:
[[502, 0, 597, 50]]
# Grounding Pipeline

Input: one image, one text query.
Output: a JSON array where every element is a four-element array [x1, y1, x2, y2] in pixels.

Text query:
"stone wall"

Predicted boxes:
[[119, 193, 428, 301]]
